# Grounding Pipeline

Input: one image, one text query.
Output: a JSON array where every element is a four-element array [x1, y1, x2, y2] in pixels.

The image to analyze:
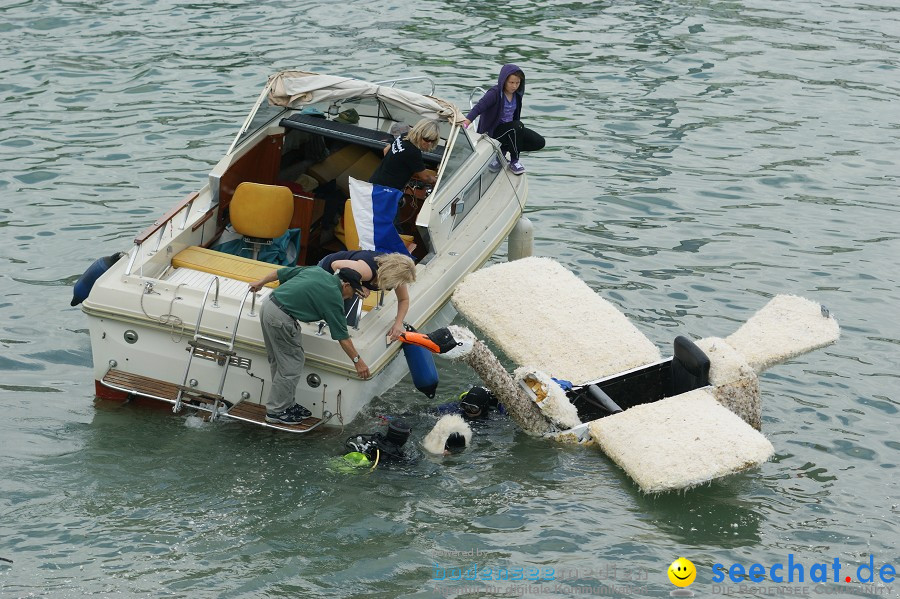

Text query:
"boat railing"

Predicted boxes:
[[469, 87, 486, 109], [196, 277, 221, 328], [231, 287, 256, 344], [125, 190, 214, 276], [193, 278, 255, 349], [375, 76, 436, 97]]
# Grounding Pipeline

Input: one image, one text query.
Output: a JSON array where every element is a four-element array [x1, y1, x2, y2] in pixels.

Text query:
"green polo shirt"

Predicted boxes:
[[270, 266, 350, 340]]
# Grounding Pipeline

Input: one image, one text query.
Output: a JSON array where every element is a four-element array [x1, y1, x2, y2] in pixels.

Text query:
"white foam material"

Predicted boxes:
[[513, 367, 581, 430], [694, 336, 762, 429], [452, 257, 661, 385], [694, 337, 753, 386], [726, 294, 840, 373], [588, 389, 775, 493], [422, 414, 472, 455]]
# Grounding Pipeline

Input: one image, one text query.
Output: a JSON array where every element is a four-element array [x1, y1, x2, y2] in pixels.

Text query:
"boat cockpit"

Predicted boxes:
[[204, 85, 494, 272]]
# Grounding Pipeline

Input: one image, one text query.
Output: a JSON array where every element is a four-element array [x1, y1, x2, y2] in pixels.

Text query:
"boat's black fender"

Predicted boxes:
[[70, 252, 124, 306]]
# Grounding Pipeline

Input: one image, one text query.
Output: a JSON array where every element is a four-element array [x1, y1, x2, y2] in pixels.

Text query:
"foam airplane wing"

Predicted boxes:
[[451, 256, 662, 385]]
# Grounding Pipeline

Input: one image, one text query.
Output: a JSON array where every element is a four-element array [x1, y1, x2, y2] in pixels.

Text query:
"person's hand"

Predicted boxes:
[[462, 118, 471, 129], [387, 323, 405, 341], [355, 357, 370, 379], [248, 280, 264, 293]]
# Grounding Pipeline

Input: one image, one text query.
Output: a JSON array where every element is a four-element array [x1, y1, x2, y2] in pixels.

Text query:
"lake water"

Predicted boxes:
[[1, 0, 899, 597]]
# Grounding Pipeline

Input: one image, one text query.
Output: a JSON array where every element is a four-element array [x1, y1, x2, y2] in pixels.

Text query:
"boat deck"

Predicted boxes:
[[166, 265, 271, 298]]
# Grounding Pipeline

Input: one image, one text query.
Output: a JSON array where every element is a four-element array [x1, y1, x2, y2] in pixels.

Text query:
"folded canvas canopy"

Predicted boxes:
[[266, 70, 464, 123]]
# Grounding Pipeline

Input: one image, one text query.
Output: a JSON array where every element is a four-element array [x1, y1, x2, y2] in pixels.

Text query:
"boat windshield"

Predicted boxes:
[[231, 102, 287, 153], [333, 97, 474, 183], [240, 92, 475, 183]]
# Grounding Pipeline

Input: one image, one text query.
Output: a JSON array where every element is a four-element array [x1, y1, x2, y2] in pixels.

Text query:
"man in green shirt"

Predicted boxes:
[[249, 267, 370, 424]]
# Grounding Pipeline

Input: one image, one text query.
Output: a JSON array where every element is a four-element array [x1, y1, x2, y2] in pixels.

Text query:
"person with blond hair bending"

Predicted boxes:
[[319, 250, 416, 340]]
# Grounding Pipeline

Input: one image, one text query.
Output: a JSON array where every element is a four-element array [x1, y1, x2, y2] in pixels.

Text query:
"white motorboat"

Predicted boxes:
[[76, 70, 529, 432]]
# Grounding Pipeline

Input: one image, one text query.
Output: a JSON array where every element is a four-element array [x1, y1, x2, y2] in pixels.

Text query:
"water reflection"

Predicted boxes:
[[629, 475, 765, 548]]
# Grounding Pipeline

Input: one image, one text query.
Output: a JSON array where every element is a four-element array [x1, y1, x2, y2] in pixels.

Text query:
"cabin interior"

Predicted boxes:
[[208, 102, 454, 270]]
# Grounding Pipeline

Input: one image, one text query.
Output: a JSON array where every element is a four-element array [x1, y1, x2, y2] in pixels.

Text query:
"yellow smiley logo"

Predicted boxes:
[[668, 557, 696, 587]]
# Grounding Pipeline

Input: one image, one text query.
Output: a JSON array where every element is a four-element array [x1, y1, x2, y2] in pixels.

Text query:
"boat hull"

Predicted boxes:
[[88, 292, 457, 427]]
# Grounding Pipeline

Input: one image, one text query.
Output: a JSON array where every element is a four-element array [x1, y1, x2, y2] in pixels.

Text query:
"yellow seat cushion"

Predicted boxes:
[[307, 145, 368, 184], [362, 291, 378, 312], [335, 198, 360, 251], [230, 182, 293, 239], [172, 246, 279, 287], [336, 150, 382, 197]]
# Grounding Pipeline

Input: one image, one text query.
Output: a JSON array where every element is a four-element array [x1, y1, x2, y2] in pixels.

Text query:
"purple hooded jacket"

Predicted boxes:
[[466, 63, 525, 137]]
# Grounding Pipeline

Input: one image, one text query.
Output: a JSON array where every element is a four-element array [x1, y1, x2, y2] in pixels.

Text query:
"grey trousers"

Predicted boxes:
[[260, 298, 305, 413]]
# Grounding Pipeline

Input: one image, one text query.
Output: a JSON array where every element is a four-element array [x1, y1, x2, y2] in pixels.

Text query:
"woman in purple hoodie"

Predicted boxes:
[[463, 63, 545, 175]]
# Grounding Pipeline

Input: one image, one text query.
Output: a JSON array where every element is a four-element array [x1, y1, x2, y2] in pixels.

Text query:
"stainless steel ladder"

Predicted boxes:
[[173, 277, 255, 420]]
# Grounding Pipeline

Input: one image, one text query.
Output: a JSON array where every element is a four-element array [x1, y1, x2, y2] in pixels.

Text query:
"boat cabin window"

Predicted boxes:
[[231, 103, 287, 153], [449, 161, 501, 231]]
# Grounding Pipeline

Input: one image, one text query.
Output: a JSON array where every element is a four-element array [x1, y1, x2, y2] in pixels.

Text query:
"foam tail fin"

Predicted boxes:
[[725, 294, 840, 373]]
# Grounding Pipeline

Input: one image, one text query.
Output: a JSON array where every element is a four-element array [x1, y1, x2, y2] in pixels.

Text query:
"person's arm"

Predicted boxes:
[[339, 338, 370, 379], [329, 258, 374, 282], [387, 284, 410, 341], [464, 89, 496, 127], [248, 270, 279, 293]]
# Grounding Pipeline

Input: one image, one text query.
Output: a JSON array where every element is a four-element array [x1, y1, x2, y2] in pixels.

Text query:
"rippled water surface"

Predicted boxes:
[[2, 0, 899, 597]]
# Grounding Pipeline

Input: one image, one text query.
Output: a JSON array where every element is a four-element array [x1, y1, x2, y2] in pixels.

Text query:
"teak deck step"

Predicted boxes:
[[101, 369, 331, 433], [103, 369, 180, 402], [225, 401, 327, 432], [103, 370, 223, 408]]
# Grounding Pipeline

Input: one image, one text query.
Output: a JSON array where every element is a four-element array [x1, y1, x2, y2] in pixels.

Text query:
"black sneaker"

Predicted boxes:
[[265, 403, 312, 424]]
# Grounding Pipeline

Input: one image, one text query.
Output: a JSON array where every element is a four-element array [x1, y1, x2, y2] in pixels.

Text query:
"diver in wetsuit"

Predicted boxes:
[[343, 418, 412, 467], [437, 385, 504, 421]]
